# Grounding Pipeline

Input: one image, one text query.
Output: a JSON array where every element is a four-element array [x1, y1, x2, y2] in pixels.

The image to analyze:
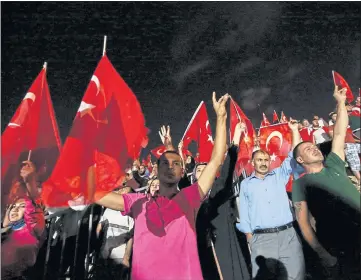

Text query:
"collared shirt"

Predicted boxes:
[[237, 152, 294, 233]]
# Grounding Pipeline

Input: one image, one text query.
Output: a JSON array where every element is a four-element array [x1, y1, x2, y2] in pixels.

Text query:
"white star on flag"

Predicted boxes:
[[270, 153, 277, 162], [207, 134, 214, 143]]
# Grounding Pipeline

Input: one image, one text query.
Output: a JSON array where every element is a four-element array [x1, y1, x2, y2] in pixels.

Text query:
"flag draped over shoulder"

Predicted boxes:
[[1, 65, 62, 207], [181, 101, 214, 163], [41, 55, 147, 207]]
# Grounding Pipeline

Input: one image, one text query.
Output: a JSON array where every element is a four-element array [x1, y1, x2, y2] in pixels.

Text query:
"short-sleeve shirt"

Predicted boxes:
[[292, 152, 360, 211], [292, 153, 360, 249], [121, 183, 204, 280]]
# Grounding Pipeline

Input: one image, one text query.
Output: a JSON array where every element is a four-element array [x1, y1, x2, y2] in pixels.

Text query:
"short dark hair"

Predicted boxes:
[[293, 141, 312, 161], [251, 149, 269, 160], [157, 150, 181, 165]]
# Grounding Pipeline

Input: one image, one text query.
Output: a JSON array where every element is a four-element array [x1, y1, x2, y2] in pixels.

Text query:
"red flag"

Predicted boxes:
[[280, 111, 288, 123], [181, 101, 213, 163], [332, 71, 354, 103], [1, 65, 62, 206], [259, 123, 292, 170], [261, 113, 270, 127], [230, 98, 255, 176], [272, 110, 279, 123], [41, 55, 146, 207], [151, 145, 167, 159]]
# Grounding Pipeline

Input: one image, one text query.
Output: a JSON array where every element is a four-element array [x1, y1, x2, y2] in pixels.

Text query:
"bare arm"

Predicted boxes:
[[96, 192, 125, 211], [294, 201, 337, 266], [331, 87, 348, 161], [96, 223, 102, 237], [197, 93, 229, 199], [289, 118, 302, 149]]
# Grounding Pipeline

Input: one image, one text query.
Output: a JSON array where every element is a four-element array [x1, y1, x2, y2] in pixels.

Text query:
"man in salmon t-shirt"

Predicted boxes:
[[96, 92, 229, 280]]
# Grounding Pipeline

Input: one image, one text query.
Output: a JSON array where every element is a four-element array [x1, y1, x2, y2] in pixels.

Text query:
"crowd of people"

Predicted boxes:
[[1, 88, 360, 280]]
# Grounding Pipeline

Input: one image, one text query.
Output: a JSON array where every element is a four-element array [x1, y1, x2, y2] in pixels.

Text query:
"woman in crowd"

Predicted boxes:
[[2, 161, 45, 280]]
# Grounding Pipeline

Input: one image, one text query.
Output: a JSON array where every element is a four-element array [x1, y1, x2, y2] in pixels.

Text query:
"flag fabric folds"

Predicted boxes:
[[181, 101, 214, 163], [1, 65, 62, 207], [230, 98, 255, 176], [261, 113, 270, 127], [41, 55, 147, 207], [332, 71, 354, 103], [272, 110, 279, 123]]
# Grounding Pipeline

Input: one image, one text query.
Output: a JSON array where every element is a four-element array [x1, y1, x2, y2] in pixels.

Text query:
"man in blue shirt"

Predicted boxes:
[[237, 120, 305, 279]]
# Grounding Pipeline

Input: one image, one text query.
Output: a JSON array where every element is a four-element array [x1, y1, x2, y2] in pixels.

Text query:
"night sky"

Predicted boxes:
[[2, 2, 360, 154]]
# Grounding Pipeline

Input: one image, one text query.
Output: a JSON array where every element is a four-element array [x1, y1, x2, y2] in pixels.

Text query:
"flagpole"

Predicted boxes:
[[103, 35, 107, 56], [27, 150, 32, 161], [181, 101, 204, 141]]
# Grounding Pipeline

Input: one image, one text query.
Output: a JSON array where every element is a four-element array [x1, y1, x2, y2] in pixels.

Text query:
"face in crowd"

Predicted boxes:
[[331, 113, 337, 123], [195, 164, 207, 181], [139, 165, 146, 176], [295, 142, 324, 166], [157, 152, 184, 186], [152, 163, 158, 176], [186, 156, 192, 164], [252, 150, 270, 175], [312, 119, 319, 128], [8, 198, 26, 223], [148, 179, 160, 195], [301, 119, 310, 127]]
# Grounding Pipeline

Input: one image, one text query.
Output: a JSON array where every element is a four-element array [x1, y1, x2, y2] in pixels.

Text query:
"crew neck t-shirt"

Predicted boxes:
[[121, 183, 204, 280]]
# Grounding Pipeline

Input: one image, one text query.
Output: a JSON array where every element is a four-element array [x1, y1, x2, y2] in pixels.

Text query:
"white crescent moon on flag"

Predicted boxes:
[[8, 123, 21, 127], [77, 101, 96, 113], [266, 131, 283, 151], [157, 148, 165, 156], [206, 120, 209, 130], [23, 92, 36, 102], [91, 75, 100, 95]]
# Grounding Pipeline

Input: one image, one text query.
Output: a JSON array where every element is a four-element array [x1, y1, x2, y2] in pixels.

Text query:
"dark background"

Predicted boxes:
[[2, 2, 360, 154]]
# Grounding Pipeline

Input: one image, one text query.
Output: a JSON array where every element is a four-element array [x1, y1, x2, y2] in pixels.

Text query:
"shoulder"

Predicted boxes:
[[325, 152, 345, 167]]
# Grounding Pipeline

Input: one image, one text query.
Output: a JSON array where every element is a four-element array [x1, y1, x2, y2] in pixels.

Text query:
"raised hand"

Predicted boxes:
[[178, 140, 184, 151], [333, 86, 347, 104], [212, 92, 230, 118], [233, 121, 246, 146], [20, 161, 36, 183], [159, 125, 173, 148], [288, 117, 299, 131]]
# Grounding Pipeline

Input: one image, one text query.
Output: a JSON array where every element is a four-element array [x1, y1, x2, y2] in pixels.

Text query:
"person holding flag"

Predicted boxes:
[[95, 92, 229, 280], [237, 118, 304, 279]]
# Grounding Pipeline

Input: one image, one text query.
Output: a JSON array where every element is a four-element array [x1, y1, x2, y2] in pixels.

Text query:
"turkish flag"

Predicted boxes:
[[280, 111, 288, 123], [181, 101, 213, 163], [230, 98, 255, 176], [259, 123, 292, 171], [261, 113, 270, 127], [272, 111, 279, 123], [1, 65, 62, 207], [41, 55, 146, 207], [151, 145, 167, 159], [332, 71, 354, 103]]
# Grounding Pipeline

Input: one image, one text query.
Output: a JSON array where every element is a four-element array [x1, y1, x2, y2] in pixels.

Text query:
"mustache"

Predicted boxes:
[[260, 165, 267, 168]]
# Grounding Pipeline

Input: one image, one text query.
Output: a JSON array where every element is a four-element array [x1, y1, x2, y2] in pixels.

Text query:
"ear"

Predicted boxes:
[[251, 160, 255, 167], [296, 156, 304, 164]]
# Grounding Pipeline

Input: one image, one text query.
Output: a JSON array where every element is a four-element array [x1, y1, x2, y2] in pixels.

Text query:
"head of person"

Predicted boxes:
[[192, 163, 208, 183], [125, 168, 133, 181], [251, 150, 270, 175], [330, 112, 337, 123], [148, 178, 160, 196], [8, 198, 26, 224], [301, 119, 310, 127], [356, 96, 360, 106], [185, 156, 196, 173], [346, 104, 353, 112], [312, 118, 319, 128], [157, 151, 184, 186], [139, 164, 146, 176], [293, 141, 324, 167], [152, 163, 158, 176]]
